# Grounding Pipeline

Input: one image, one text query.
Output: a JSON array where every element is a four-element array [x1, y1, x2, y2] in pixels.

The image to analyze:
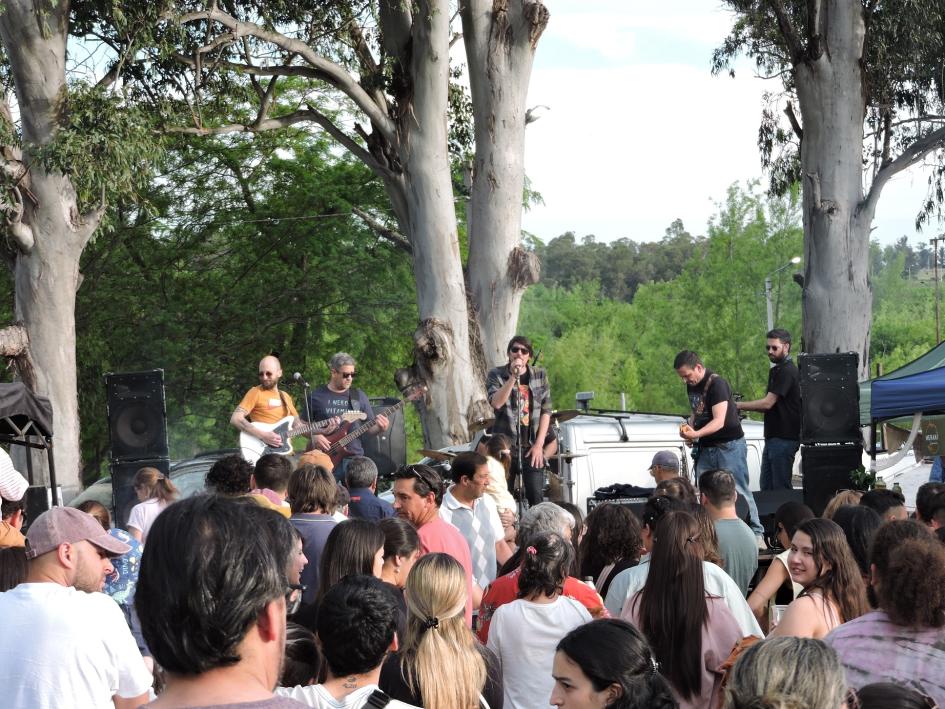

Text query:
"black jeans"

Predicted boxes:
[[510, 454, 545, 507]]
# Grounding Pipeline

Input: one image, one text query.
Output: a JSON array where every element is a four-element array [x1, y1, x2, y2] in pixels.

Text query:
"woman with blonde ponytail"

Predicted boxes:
[[127, 466, 178, 543], [379, 553, 503, 708]]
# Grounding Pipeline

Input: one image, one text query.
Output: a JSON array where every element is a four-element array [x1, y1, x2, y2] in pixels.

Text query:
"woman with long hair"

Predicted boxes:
[[480, 434, 517, 526], [626, 510, 742, 709], [551, 619, 678, 709], [378, 516, 421, 590], [127, 466, 178, 543], [723, 636, 848, 709], [746, 501, 814, 629], [770, 517, 868, 639], [830, 504, 881, 584], [380, 553, 502, 708], [488, 531, 592, 709], [315, 518, 386, 605], [578, 503, 643, 598]]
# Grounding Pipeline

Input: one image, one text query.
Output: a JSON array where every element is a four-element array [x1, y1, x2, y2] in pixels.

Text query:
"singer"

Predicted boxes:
[[229, 354, 300, 449], [306, 352, 390, 482], [486, 335, 552, 507]]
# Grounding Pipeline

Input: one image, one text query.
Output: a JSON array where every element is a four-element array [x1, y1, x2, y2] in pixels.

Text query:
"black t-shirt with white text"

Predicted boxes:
[[687, 369, 744, 445]]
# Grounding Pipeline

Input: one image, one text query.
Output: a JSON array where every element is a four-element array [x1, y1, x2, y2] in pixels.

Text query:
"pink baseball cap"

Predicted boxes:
[[25, 507, 130, 560]]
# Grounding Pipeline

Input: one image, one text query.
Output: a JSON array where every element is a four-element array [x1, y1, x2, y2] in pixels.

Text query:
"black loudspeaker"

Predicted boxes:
[[799, 353, 861, 444], [801, 444, 863, 516], [105, 370, 168, 461], [111, 458, 170, 529], [754, 489, 805, 547], [363, 397, 407, 479]]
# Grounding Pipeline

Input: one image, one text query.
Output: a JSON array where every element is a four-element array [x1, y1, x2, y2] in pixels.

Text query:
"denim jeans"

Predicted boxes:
[[932, 456, 943, 483], [695, 437, 763, 535], [760, 438, 800, 490]]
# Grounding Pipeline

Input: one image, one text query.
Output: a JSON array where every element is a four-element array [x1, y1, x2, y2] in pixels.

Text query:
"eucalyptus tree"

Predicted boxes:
[[0, 1, 160, 488], [118, 0, 550, 446], [715, 0, 945, 375]]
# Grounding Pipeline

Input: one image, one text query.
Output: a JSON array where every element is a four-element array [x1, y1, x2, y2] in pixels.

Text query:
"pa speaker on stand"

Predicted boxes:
[[104, 370, 169, 527]]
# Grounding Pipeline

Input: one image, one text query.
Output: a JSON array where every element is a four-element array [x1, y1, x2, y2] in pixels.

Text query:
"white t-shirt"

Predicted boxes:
[[0, 583, 153, 708], [277, 683, 420, 708], [126, 497, 168, 543], [486, 596, 592, 709]]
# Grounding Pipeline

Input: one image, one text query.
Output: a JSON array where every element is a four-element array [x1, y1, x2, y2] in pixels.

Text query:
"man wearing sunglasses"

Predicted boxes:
[[736, 328, 801, 491], [307, 352, 389, 480], [231, 354, 300, 450], [486, 335, 552, 507]]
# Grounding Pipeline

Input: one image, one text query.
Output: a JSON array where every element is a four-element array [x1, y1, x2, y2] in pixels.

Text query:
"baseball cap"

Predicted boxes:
[[648, 451, 680, 472], [25, 507, 130, 560]]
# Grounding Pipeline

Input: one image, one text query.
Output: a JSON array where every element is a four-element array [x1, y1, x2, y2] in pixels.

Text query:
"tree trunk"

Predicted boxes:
[[0, 0, 96, 495], [463, 0, 548, 366], [796, 0, 871, 379], [400, 0, 492, 446]]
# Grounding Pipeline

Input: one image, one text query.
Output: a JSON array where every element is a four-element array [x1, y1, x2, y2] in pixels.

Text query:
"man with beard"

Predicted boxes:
[[737, 328, 801, 491], [0, 507, 152, 708], [231, 354, 300, 451]]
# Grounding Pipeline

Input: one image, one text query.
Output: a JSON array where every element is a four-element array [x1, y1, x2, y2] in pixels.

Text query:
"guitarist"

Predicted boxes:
[[230, 355, 300, 451], [307, 352, 389, 481]]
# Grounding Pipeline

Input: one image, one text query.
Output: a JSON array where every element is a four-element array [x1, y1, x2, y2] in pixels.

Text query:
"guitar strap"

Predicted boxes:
[[277, 388, 289, 416]]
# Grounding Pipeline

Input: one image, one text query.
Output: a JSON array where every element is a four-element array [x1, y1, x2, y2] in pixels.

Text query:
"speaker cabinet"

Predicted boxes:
[[111, 458, 170, 529], [363, 397, 407, 479], [801, 444, 863, 516], [799, 353, 861, 445], [105, 370, 169, 461]]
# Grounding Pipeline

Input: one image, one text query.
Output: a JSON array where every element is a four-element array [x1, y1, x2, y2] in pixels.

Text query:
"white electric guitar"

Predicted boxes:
[[239, 411, 366, 464]]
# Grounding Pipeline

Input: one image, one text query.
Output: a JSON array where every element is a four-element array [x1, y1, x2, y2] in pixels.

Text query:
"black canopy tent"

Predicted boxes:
[[0, 382, 58, 505]]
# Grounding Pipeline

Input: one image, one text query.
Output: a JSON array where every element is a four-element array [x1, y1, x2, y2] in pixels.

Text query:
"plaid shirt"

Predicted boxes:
[[486, 363, 552, 446]]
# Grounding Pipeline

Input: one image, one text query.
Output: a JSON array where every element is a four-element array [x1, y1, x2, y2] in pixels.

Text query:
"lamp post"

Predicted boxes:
[[765, 256, 802, 331]]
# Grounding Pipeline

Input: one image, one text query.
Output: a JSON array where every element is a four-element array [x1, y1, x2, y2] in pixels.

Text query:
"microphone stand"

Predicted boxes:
[[300, 379, 314, 450], [512, 372, 528, 516]]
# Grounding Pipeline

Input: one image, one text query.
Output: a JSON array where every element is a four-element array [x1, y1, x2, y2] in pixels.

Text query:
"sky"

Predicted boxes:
[[519, 0, 940, 247]]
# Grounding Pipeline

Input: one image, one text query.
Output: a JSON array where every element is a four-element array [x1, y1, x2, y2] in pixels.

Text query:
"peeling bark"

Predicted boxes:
[[463, 0, 549, 366], [0, 0, 90, 494]]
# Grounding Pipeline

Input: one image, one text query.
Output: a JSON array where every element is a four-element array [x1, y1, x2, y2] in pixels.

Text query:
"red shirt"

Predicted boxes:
[[417, 516, 474, 626], [476, 568, 609, 642]]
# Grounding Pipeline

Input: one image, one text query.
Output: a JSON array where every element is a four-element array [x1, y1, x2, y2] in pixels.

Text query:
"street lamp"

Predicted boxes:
[[765, 256, 802, 331]]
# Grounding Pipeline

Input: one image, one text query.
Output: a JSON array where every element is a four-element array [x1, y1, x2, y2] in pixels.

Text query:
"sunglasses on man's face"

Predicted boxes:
[[336, 371, 356, 379], [509, 346, 530, 355]]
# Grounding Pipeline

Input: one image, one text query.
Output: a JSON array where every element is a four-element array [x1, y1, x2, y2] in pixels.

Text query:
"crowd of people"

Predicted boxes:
[[1, 435, 944, 708], [1, 335, 945, 707]]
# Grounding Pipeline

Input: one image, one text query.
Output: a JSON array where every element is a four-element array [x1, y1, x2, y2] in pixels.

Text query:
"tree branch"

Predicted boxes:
[[806, 0, 823, 59], [166, 7, 395, 142], [351, 206, 412, 254], [784, 101, 804, 140], [764, 0, 806, 64], [862, 125, 945, 218]]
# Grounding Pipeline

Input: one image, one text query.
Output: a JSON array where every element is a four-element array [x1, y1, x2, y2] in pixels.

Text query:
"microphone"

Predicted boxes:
[[293, 372, 310, 387]]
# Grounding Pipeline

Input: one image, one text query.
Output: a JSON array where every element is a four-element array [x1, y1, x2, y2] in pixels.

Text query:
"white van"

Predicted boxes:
[[551, 412, 767, 514]]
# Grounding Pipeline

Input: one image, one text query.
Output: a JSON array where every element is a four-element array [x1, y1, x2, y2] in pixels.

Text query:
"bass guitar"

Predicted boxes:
[[240, 411, 366, 464], [322, 384, 426, 467]]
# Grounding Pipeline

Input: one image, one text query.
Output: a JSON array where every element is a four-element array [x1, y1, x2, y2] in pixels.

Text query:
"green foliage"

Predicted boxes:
[[524, 184, 805, 418], [31, 83, 163, 219], [74, 129, 421, 480]]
